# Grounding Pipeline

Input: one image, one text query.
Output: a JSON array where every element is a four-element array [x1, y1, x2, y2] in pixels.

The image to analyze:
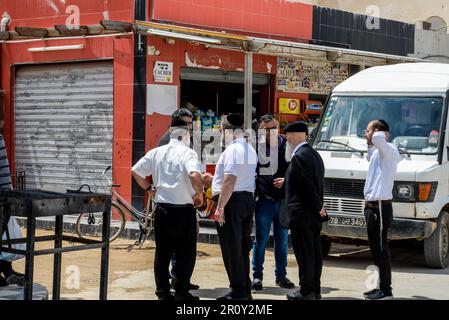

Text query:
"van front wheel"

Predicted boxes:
[[424, 211, 449, 269]]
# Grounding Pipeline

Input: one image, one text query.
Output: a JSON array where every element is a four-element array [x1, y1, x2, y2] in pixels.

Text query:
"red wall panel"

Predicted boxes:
[[152, 0, 313, 40], [0, 0, 134, 29], [145, 37, 279, 152]]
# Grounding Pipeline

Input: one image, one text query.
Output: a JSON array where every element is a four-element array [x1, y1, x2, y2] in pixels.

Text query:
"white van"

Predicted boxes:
[[312, 63, 449, 268]]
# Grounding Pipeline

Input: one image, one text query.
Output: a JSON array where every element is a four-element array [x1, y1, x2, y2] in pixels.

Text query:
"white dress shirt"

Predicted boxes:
[[364, 132, 401, 201], [212, 138, 258, 196], [132, 139, 201, 205]]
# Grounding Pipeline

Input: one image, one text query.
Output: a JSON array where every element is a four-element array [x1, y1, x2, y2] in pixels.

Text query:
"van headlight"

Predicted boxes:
[[394, 182, 438, 202], [396, 183, 415, 200]]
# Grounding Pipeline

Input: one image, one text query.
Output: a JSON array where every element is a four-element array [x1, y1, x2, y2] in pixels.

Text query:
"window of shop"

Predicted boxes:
[[180, 67, 271, 163]]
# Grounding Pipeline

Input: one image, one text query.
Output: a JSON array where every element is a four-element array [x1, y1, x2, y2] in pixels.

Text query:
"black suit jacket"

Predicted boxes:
[[280, 143, 325, 229]]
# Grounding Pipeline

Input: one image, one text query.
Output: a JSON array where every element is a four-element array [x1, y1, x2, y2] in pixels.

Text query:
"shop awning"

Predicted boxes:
[[136, 20, 426, 129], [135, 20, 425, 66]]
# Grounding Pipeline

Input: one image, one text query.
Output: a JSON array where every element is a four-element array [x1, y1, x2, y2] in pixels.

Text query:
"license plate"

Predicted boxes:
[[328, 216, 366, 227]]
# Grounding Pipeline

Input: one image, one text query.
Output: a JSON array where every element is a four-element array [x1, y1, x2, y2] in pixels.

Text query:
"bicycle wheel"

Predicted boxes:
[[75, 202, 126, 242]]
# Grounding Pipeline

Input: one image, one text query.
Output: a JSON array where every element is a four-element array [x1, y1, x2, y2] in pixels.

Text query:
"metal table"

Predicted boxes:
[[0, 189, 111, 300]]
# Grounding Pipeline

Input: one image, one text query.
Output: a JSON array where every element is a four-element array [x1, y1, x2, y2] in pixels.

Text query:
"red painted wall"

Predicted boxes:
[[0, 0, 134, 29], [145, 37, 279, 152], [0, 0, 135, 203], [152, 0, 313, 40], [147, 0, 315, 152]]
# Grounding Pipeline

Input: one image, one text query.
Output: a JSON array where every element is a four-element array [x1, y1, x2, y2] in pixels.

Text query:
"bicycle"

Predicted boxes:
[[74, 166, 155, 246]]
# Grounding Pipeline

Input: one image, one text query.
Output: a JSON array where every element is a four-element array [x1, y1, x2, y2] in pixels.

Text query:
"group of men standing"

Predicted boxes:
[[132, 107, 400, 301]]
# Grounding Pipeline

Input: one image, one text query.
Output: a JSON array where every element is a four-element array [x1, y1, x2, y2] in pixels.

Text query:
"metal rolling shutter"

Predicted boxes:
[[180, 67, 270, 85], [14, 61, 113, 192]]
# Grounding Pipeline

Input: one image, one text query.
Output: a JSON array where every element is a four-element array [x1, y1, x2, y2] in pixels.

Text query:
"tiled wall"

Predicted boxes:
[[312, 6, 415, 56]]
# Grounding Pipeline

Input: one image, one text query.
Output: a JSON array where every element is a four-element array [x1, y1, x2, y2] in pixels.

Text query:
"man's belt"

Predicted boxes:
[[212, 191, 254, 202], [156, 203, 194, 209], [365, 200, 392, 209]]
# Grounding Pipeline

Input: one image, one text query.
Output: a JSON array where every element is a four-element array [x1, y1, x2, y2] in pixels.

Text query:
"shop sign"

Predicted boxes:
[[279, 98, 300, 115], [153, 61, 173, 83], [306, 100, 324, 112], [276, 57, 348, 94]]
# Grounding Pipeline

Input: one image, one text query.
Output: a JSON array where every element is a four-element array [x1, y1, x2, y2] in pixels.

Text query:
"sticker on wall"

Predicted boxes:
[[153, 61, 173, 83], [147, 84, 178, 115], [279, 98, 300, 115]]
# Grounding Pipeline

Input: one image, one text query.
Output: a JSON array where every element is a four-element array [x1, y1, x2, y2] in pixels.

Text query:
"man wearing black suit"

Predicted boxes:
[[274, 121, 327, 300]]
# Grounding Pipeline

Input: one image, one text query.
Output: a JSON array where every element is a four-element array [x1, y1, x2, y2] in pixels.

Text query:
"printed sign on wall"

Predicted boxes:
[[153, 61, 174, 83], [279, 98, 300, 115], [276, 58, 349, 94]]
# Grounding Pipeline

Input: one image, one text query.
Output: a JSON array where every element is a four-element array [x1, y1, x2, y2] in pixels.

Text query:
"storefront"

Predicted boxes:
[[0, 1, 136, 206], [139, 21, 423, 148], [0, 0, 424, 212], [180, 68, 271, 122]]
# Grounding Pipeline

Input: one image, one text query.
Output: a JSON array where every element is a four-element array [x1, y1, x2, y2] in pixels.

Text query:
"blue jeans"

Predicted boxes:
[[252, 197, 289, 281]]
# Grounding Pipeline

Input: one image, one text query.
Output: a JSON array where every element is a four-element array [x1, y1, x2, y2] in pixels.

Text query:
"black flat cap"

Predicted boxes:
[[284, 121, 308, 133], [171, 119, 188, 128], [226, 113, 244, 127]]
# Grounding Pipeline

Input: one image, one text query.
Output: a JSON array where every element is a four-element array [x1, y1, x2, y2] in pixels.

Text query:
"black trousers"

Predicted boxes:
[[154, 204, 197, 296], [291, 223, 323, 296], [364, 203, 393, 294], [216, 192, 255, 297]]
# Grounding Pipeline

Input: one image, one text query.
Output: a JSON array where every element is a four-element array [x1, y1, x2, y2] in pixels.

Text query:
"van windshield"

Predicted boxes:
[[314, 96, 444, 155]]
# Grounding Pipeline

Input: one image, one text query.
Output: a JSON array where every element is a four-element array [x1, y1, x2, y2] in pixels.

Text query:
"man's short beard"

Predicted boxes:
[[285, 142, 294, 162]]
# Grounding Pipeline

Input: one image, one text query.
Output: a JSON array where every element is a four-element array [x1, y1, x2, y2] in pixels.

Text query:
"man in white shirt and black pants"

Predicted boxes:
[[132, 120, 204, 300], [213, 113, 258, 300], [363, 119, 401, 300]]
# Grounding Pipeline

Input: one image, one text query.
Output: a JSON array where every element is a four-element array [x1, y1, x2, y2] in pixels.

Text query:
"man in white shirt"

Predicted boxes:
[[212, 113, 258, 300], [132, 120, 204, 301], [363, 119, 401, 300]]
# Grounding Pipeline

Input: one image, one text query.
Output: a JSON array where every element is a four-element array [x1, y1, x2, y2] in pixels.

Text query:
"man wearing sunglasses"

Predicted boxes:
[[251, 114, 294, 291]]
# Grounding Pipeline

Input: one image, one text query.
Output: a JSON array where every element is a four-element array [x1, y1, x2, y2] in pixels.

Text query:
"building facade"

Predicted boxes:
[[0, 0, 441, 210]]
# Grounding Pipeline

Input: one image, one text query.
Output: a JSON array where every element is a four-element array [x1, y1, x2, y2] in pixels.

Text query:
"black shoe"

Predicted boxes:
[[171, 277, 200, 291], [217, 292, 252, 300], [365, 289, 393, 300], [363, 288, 379, 297], [286, 290, 316, 300], [156, 291, 174, 301], [251, 278, 263, 291], [174, 293, 200, 300], [189, 283, 200, 290], [315, 293, 322, 300], [0, 275, 7, 287], [276, 277, 295, 289], [5, 271, 25, 287]]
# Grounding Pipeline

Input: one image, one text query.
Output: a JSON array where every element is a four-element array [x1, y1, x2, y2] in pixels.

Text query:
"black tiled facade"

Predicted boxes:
[[312, 6, 415, 56]]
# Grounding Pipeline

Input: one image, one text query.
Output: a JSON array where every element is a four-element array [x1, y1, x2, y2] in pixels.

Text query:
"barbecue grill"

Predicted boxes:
[[0, 189, 111, 300]]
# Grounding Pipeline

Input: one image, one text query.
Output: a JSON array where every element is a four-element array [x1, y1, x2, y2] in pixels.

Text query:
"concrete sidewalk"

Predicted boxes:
[[8, 228, 448, 300]]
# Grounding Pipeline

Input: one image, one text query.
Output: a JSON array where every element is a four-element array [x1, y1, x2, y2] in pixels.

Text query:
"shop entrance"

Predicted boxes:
[[180, 67, 271, 130]]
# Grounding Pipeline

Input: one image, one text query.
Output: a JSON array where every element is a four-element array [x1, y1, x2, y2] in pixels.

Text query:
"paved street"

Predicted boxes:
[[12, 230, 449, 300]]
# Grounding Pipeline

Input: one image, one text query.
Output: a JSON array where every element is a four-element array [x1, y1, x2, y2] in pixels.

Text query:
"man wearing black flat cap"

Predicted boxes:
[[212, 113, 258, 300], [274, 121, 327, 300]]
